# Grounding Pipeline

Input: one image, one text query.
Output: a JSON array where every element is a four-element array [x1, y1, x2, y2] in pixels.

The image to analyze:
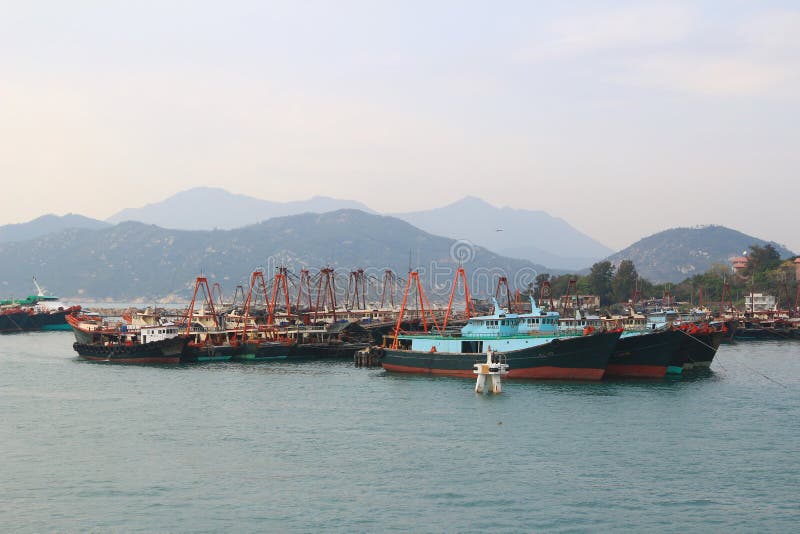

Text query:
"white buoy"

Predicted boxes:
[[474, 347, 509, 394]]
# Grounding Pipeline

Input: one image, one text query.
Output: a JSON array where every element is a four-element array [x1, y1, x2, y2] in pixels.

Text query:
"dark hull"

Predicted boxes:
[[673, 330, 725, 371], [238, 341, 295, 361], [291, 342, 370, 359], [606, 330, 683, 378], [721, 319, 738, 343], [73, 337, 187, 365], [0, 307, 78, 333], [240, 341, 370, 361], [181, 343, 242, 363], [733, 327, 800, 341], [380, 331, 620, 380]]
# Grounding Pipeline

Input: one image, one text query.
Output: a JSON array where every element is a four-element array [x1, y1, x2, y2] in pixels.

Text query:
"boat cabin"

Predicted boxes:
[[140, 324, 180, 344], [647, 309, 680, 330]]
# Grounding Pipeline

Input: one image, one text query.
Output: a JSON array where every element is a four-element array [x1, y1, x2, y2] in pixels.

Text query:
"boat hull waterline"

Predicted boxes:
[[72, 337, 188, 365], [380, 331, 621, 380], [606, 330, 684, 379]]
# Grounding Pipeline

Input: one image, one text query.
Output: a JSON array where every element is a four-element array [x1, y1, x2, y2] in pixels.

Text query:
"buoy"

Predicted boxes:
[[474, 347, 509, 394]]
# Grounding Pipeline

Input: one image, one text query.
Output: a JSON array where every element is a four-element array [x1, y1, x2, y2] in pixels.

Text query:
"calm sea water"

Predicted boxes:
[[1, 332, 798, 533]]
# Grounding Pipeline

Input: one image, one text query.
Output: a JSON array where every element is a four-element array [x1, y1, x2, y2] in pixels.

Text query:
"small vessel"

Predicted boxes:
[[673, 323, 726, 370], [646, 310, 725, 373], [67, 314, 187, 364], [180, 277, 242, 363], [0, 278, 81, 333], [233, 270, 370, 361]]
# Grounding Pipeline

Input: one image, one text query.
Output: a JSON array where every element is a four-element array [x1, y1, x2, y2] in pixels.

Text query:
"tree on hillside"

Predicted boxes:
[[746, 244, 781, 275], [535, 273, 551, 288], [587, 261, 615, 305], [611, 260, 638, 304]]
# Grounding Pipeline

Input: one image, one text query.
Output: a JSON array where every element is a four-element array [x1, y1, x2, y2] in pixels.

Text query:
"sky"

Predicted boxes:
[[1, 1, 798, 251]]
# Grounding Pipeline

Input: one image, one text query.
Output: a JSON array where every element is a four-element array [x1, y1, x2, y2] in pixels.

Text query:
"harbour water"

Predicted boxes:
[[2, 332, 799, 532]]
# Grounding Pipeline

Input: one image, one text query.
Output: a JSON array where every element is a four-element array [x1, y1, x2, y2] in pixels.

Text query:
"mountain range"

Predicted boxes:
[[0, 210, 549, 301], [1, 190, 795, 297], [109, 188, 614, 269], [608, 225, 795, 284], [0, 214, 110, 243], [3, 188, 611, 271], [393, 196, 613, 270], [106, 187, 374, 229]]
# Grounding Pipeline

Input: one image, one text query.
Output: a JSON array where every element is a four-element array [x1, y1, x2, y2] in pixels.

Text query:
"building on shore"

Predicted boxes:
[[744, 293, 776, 312]]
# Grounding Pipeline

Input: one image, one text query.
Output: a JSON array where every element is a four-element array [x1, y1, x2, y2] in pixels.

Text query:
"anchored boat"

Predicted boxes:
[[67, 314, 187, 364], [0, 278, 80, 333], [379, 270, 620, 380]]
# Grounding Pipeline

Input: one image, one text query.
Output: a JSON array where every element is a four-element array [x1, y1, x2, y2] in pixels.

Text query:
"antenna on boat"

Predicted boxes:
[[32, 276, 45, 296]]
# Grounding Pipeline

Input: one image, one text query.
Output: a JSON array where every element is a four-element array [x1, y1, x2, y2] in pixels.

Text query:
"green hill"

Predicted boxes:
[[608, 225, 794, 284], [0, 210, 552, 301]]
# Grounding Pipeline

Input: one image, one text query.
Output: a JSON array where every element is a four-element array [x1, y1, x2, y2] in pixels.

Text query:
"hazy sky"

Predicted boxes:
[[1, 1, 798, 251]]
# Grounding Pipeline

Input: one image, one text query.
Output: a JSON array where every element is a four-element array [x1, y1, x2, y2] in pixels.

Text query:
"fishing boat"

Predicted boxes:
[[67, 314, 187, 364], [378, 271, 620, 380], [232, 270, 370, 361], [0, 278, 80, 333], [673, 323, 727, 370], [179, 277, 242, 363], [606, 329, 684, 378], [646, 310, 726, 373]]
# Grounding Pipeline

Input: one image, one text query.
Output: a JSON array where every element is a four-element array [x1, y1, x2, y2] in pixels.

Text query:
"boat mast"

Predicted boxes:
[[719, 276, 731, 315], [241, 270, 269, 340], [539, 280, 555, 311], [631, 277, 642, 312], [380, 269, 396, 309], [186, 276, 219, 335], [295, 269, 314, 312], [494, 276, 513, 314], [346, 269, 367, 311], [267, 266, 291, 325], [314, 267, 337, 322], [442, 266, 472, 331], [390, 271, 439, 349], [561, 278, 577, 315], [212, 282, 224, 308]]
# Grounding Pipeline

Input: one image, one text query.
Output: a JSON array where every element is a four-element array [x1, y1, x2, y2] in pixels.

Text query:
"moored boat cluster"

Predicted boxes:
[[379, 272, 729, 380], [41, 262, 795, 379]]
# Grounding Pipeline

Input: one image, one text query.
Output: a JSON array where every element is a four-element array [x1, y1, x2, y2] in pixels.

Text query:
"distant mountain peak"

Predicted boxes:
[[448, 196, 494, 209], [106, 188, 375, 230], [393, 197, 612, 270], [0, 213, 110, 244], [607, 225, 795, 283]]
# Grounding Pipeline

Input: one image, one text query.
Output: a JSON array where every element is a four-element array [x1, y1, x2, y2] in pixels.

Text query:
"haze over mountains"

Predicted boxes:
[[0, 210, 548, 300], [107, 187, 375, 229], [393, 196, 613, 270], [0, 188, 795, 298], [0, 214, 110, 243], [109, 188, 613, 269]]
